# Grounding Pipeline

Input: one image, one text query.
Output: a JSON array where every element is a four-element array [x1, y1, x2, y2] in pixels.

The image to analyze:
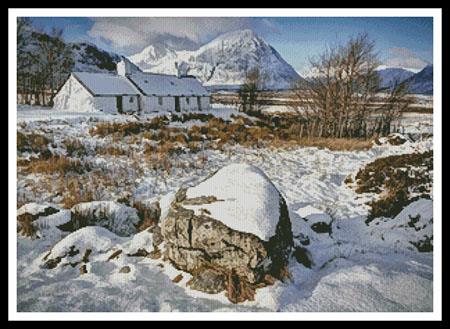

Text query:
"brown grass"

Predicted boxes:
[[64, 138, 88, 157], [271, 137, 374, 151], [17, 131, 52, 159], [352, 150, 433, 222], [133, 201, 161, 231], [25, 155, 90, 176], [96, 145, 127, 156]]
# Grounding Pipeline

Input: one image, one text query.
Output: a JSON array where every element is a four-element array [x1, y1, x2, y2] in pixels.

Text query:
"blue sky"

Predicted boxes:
[[29, 16, 433, 74]]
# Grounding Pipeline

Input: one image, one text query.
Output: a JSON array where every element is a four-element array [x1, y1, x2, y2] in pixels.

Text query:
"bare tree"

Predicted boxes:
[[238, 66, 266, 114], [291, 33, 409, 138], [35, 28, 74, 105], [17, 21, 74, 106]]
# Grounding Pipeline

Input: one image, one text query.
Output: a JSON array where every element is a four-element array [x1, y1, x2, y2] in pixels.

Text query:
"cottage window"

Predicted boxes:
[[186, 97, 190, 105], [158, 97, 163, 106], [129, 97, 134, 103]]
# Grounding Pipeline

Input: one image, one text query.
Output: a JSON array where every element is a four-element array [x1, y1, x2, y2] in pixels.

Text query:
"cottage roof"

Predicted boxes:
[[127, 72, 209, 97], [72, 72, 140, 96]]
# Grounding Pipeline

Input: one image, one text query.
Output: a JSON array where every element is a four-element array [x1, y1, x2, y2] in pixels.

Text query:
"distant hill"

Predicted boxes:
[[70, 42, 121, 73], [376, 68, 415, 90], [403, 65, 433, 95]]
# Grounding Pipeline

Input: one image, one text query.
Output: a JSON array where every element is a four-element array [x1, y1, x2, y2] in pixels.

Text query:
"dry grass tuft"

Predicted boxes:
[[26, 155, 90, 176]]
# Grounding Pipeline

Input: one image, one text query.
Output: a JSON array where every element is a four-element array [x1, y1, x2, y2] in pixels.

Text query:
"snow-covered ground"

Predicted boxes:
[[16, 106, 434, 312]]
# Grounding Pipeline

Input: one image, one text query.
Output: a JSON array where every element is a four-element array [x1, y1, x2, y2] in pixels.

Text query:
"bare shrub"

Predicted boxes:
[[64, 138, 88, 157], [17, 131, 52, 159]]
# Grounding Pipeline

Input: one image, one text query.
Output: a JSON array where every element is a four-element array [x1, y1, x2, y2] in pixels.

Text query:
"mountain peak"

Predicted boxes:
[[128, 29, 301, 90], [220, 29, 258, 39]]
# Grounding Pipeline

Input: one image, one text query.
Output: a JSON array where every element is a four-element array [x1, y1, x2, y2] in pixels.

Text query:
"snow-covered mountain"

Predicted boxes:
[[376, 67, 415, 90], [403, 65, 433, 95], [129, 29, 302, 90]]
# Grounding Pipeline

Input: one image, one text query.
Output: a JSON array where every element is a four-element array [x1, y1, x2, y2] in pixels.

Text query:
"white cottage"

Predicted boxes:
[[53, 57, 210, 114]]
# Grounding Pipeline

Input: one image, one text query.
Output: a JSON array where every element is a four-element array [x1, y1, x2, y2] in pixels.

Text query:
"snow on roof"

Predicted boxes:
[[72, 72, 140, 96], [127, 72, 209, 97], [184, 163, 281, 241]]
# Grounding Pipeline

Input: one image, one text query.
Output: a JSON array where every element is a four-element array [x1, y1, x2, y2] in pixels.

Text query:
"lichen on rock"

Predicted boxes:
[[160, 163, 294, 303]]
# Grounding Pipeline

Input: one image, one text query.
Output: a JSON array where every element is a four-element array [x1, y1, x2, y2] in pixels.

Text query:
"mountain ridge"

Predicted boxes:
[[128, 29, 302, 90]]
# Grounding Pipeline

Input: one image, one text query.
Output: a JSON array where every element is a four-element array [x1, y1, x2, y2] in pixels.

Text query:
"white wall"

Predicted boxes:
[[53, 75, 97, 112], [93, 97, 117, 113], [180, 97, 198, 111], [200, 96, 210, 110], [141, 96, 175, 113], [135, 95, 210, 113], [121, 95, 139, 113]]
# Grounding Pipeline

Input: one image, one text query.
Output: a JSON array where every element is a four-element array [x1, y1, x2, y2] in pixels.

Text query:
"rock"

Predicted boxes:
[[374, 133, 409, 146], [297, 205, 333, 235], [42, 256, 62, 269], [148, 247, 162, 259], [133, 200, 161, 231], [293, 246, 314, 268], [127, 248, 149, 257], [40, 227, 125, 271], [148, 225, 164, 246], [368, 198, 433, 252], [17, 203, 65, 239], [310, 222, 332, 234], [59, 201, 141, 237], [172, 274, 183, 283], [107, 249, 122, 261], [119, 266, 131, 273], [187, 268, 226, 294], [225, 269, 256, 304], [160, 163, 293, 302], [79, 264, 88, 275], [82, 249, 92, 263]]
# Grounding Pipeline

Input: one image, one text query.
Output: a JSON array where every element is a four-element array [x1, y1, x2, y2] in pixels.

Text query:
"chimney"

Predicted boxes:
[[117, 56, 141, 76], [175, 61, 190, 78], [175, 62, 180, 78]]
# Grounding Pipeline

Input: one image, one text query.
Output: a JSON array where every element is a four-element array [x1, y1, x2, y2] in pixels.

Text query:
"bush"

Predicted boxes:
[[17, 132, 52, 158], [352, 151, 433, 222], [64, 138, 88, 157]]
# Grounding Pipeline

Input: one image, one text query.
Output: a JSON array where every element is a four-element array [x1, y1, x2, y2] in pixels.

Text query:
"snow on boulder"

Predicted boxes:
[[41, 226, 125, 270], [17, 203, 69, 239], [185, 163, 281, 240], [373, 133, 410, 146], [160, 163, 293, 303], [368, 198, 433, 252], [296, 205, 333, 234], [59, 201, 141, 237]]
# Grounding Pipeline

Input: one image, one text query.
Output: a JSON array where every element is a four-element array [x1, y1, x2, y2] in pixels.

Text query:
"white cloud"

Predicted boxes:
[[384, 47, 431, 71], [87, 17, 252, 54]]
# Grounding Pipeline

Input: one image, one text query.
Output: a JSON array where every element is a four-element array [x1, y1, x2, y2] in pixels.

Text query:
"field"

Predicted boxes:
[[16, 104, 434, 312]]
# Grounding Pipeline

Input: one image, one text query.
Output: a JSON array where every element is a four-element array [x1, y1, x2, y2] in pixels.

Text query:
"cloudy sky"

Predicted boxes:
[[29, 16, 433, 74]]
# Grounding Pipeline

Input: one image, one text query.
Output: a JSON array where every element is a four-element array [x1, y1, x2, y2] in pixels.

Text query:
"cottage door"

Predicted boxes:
[[116, 96, 123, 113], [175, 96, 180, 112]]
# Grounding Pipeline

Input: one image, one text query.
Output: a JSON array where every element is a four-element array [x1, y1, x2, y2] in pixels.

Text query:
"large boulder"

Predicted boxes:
[[160, 163, 293, 302]]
